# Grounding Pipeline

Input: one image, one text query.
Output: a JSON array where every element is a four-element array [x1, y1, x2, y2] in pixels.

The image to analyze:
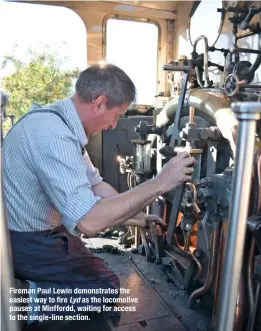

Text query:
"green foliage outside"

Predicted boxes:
[[1, 46, 80, 135]]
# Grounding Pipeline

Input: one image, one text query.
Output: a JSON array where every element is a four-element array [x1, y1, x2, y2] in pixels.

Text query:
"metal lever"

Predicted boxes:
[[166, 91, 192, 247], [169, 72, 189, 148], [162, 65, 192, 72]]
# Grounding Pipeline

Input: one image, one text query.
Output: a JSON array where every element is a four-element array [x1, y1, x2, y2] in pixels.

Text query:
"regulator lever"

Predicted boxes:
[[169, 72, 189, 149], [164, 69, 190, 247]]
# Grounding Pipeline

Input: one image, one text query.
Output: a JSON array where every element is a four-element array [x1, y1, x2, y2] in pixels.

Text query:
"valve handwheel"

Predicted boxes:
[[224, 74, 240, 97]]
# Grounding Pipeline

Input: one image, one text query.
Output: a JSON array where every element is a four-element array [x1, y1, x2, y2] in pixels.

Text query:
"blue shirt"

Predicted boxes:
[[3, 97, 102, 235]]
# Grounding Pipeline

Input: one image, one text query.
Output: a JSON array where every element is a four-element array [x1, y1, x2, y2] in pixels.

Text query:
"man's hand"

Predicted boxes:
[[144, 214, 167, 235], [125, 214, 167, 235], [155, 152, 195, 193]]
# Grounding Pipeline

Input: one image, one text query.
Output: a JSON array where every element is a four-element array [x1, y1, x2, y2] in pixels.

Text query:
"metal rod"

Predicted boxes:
[[216, 102, 261, 331], [236, 31, 259, 40], [134, 226, 140, 249], [231, 48, 261, 55], [192, 35, 210, 87], [140, 229, 151, 263]]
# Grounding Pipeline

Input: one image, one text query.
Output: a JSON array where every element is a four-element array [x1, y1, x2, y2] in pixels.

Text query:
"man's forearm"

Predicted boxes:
[[92, 181, 146, 222], [77, 178, 162, 237], [78, 151, 195, 236], [92, 181, 118, 198]]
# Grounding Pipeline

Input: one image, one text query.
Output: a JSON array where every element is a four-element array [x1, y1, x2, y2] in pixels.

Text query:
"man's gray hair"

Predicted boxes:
[[75, 64, 136, 109]]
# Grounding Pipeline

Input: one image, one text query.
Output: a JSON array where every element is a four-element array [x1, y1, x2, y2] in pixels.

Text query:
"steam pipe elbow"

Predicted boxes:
[[245, 53, 261, 81]]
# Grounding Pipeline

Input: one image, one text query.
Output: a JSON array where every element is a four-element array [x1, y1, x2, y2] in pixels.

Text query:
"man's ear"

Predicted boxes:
[[93, 95, 107, 113]]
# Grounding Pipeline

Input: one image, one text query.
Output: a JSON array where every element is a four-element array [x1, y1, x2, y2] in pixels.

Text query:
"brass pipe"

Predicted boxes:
[[188, 221, 221, 308], [189, 106, 195, 124], [184, 231, 191, 252]]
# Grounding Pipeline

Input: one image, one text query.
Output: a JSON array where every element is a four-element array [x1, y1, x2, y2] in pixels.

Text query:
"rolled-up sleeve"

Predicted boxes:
[[35, 135, 101, 235], [82, 150, 103, 187]]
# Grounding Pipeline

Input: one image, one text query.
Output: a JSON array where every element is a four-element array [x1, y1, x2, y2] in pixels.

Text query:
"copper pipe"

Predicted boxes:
[[188, 221, 221, 308], [189, 250, 203, 280], [246, 237, 256, 331], [162, 202, 167, 224]]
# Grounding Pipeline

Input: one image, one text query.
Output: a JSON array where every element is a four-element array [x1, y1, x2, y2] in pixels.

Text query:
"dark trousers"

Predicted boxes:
[[10, 226, 120, 317]]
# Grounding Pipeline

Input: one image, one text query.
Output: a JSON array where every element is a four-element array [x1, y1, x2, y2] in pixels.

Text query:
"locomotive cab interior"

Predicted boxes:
[[1, 1, 261, 331]]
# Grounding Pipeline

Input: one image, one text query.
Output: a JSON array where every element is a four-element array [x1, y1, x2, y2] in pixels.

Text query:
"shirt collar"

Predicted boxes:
[[52, 97, 88, 147]]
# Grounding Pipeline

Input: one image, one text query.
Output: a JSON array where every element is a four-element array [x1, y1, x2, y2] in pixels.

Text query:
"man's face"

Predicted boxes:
[[83, 96, 129, 136]]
